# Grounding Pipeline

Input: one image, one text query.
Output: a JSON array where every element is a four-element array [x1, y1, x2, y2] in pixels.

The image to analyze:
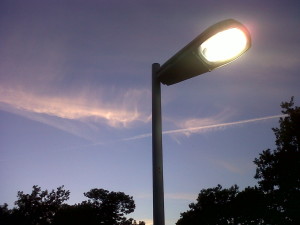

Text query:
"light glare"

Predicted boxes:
[[199, 28, 248, 63]]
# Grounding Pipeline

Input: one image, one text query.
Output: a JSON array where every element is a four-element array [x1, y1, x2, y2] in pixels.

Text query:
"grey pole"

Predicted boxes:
[[152, 63, 165, 225]]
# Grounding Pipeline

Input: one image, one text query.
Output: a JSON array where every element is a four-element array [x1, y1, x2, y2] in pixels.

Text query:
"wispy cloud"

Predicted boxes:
[[123, 114, 286, 141], [212, 159, 246, 174], [172, 108, 234, 137], [0, 85, 152, 141], [164, 114, 285, 135], [0, 86, 150, 129], [0, 84, 286, 144]]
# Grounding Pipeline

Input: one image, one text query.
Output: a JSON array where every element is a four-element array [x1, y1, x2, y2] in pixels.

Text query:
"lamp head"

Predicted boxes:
[[157, 19, 251, 85]]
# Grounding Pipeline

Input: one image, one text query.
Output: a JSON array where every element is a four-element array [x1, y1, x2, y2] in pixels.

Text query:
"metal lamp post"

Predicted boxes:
[[152, 19, 251, 225]]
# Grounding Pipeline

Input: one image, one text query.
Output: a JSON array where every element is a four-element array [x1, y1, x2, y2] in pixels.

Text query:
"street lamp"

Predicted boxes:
[[152, 19, 251, 225]]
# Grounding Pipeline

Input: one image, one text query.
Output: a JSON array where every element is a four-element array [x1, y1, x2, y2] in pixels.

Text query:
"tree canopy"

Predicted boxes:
[[177, 97, 300, 225], [0, 186, 143, 225]]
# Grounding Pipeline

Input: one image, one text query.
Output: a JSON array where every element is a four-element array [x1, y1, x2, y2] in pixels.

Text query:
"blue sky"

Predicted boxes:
[[1, 0, 300, 224]]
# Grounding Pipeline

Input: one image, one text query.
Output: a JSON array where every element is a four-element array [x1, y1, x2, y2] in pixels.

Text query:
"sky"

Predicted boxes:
[[0, 0, 300, 224]]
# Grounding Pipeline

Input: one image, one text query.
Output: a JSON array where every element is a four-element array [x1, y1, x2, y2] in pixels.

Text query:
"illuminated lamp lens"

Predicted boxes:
[[199, 28, 248, 63]]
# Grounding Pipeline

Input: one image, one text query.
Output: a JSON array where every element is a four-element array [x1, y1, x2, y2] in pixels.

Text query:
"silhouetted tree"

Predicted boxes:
[[254, 97, 300, 224], [132, 220, 146, 225], [52, 188, 136, 225], [176, 185, 240, 225], [1, 187, 143, 225], [52, 203, 99, 225], [14, 185, 70, 225], [0, 203, 12, 225], [233, 186, 267, 224], [83, 188, 135, 225], [177, 98, 300, 225], [177, 185, 269, 225]]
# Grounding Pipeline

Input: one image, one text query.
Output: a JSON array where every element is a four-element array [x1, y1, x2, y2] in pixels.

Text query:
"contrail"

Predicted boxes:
[[122, 114, 287, 141]]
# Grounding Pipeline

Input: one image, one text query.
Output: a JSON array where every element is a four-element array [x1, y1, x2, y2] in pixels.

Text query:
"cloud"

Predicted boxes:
[[212, 159, 245, 174], [164, 114, 286, 135], [0, 85, 151, 140], [0, 82, 286, 144], [172, 108, 234, 137], [123, 114, 286, 141]]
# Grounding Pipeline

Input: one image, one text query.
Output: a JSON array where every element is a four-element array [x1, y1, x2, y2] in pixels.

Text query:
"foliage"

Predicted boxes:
[[13, 185, 69, 225], [53, 188, 136, 225], [233, 186, 268, 224], [0, 203, 12, 225], [254, 97, 300, 193], [1, 186, 142, 225], [52, 203, 99, 225], [176, 97, 300, 225], [254, 97, 300, 224], [83, 188, 135, 225], [176, 185, 239, 225]]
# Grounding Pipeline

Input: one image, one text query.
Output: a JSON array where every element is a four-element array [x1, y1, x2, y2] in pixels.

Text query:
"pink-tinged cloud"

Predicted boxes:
[[212, 159, 246, 174], [123, 114, 286, 141], [173, 108, 235, 137], [163, 114, 286, 136], [0, 86, 150, 129]]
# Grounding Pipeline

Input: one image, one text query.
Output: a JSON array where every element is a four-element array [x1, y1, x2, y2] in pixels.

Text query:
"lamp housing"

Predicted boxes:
[[157, 19, 251, 85]]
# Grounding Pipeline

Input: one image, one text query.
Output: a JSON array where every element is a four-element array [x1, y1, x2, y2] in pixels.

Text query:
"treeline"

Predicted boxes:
[[0, 186, 145, 225], [176, 97, 300, 225]]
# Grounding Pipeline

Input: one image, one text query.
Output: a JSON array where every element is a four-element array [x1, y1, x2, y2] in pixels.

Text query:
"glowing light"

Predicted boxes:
[[199, 28, 248, 63]]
